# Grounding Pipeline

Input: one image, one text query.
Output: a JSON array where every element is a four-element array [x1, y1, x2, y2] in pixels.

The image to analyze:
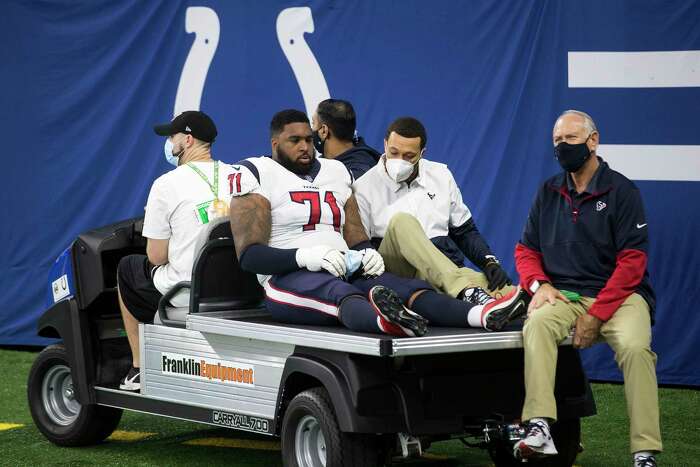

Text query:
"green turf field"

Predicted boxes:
[[1, 348, 697, 466]]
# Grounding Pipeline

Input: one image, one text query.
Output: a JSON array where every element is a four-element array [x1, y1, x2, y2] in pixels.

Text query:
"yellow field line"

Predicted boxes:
[[420, 452, 453, 460], [0, 423, 23, 431], [107, 430, 156, 442], [183, 437, 281, 451]]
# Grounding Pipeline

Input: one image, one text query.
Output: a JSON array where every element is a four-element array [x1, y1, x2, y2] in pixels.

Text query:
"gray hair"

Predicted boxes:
[[557, 110, 598, 135]]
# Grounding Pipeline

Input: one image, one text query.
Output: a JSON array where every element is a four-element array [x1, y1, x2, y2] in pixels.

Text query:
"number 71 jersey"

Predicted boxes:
[[230, 156, 353, 251]]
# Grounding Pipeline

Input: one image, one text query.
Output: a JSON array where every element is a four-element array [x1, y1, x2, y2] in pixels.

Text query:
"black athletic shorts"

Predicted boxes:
[[117, 255, 163, 323]]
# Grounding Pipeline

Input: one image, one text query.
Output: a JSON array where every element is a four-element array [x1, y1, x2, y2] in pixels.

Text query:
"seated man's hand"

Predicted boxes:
[[573, 314, 602, 349], [296, 246, 347, 278], [528, 283, 570, 316], [483, 261, 512, 291], [360, 249, 385, 277]]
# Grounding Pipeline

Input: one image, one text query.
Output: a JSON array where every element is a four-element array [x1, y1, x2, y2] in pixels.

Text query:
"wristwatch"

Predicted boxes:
[[530, 280, 550, 294]]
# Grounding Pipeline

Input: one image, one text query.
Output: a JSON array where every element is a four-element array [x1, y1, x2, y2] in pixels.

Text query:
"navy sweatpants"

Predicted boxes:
[[263, 270, 429, 332]]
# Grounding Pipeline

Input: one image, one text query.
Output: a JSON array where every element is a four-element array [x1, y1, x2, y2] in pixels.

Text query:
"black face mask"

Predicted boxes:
[[554, 137, 592, 173], [312, 129, 325, 155]]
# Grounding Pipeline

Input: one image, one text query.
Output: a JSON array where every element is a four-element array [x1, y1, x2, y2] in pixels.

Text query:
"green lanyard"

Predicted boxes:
[[187, 161, 219, 198]]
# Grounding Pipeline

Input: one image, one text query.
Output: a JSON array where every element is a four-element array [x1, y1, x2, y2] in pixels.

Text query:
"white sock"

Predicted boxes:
[[634, 451, 654, 460], [467, 305, 485, 327]]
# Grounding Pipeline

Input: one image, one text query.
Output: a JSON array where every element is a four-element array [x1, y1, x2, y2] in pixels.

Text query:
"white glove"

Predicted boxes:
[[296, 246, 347, 278], [360, 249, 385, 277]]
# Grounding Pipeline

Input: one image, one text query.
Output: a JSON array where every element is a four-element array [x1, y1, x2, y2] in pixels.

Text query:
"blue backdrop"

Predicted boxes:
[[2, 1, 699, 386]]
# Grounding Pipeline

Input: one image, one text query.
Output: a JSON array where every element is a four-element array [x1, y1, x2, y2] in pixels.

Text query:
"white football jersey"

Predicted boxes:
[[231, 156, 353, 283]]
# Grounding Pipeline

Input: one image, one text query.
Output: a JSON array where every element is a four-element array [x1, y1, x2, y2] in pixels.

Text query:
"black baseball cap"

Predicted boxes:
[[153, 111, 218, 143]]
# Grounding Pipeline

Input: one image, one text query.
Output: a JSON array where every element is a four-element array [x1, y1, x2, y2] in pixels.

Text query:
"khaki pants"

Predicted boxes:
[[378, 212, 513, 297], [522, 293, 662, 453]]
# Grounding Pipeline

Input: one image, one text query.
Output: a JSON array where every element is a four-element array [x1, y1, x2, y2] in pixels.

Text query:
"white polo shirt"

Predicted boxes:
[[352, 155, 472, 239]]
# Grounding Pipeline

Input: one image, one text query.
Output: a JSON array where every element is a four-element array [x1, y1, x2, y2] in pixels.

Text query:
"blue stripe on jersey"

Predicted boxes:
[[236, 160, 260, 183], [341, 161, 354, 184]]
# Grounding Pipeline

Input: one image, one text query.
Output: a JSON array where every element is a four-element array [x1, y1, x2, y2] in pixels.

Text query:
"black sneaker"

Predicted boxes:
[[634, 455, 657, 467], [368, 286, 428, 337], [119, 366, 140, 391], [461, 287, 493, 306], [481, 286, 527, 331]]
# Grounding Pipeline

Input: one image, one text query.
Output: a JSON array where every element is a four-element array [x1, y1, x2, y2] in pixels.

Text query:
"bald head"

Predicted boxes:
[[552, 110, 599, 150]]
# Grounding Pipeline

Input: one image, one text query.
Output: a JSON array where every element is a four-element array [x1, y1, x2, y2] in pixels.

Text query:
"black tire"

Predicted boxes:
[[27, 344, 123, 446], [281, 386, 382, 467], [541, 418, 581, 467], [490, 419, 581, 467]]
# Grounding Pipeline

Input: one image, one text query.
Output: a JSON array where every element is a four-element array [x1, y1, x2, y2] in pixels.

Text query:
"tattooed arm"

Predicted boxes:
[[229, 193, 303, 275], [343, 195, 372, 249], [229, 193, 271, 260]]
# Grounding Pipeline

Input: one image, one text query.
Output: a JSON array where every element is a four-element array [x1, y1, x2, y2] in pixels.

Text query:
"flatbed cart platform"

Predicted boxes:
[[29, 217, 593, 467]]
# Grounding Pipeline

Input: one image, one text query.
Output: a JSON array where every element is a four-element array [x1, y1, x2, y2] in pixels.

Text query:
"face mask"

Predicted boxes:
[[385, 158, 416, 182], [164, 138, 184, 167], [312, 129, 325, 155], [554, 136, 592, 173]]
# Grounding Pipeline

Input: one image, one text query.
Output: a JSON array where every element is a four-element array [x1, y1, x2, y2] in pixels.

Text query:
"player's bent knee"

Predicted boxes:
[[387, 212, 421, 232], [523, 307, 563, 336], [522, 314, 545, 338]]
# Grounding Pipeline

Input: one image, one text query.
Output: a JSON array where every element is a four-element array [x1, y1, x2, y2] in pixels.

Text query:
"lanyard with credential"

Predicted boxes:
[[187, 161, 219, 198], [187, 161, 228, 219]]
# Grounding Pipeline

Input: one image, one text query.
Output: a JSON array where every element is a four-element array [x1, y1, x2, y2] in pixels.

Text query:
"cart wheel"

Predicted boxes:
[[489, 419, 581, 467], [281, 387, 382, 467], [543, 418, 581, 467], [27, 344, 122, 446]]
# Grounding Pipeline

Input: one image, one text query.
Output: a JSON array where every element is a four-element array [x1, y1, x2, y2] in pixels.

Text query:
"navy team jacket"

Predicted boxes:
[[515, 158, 655, 322], [334, 137, 381, 180]]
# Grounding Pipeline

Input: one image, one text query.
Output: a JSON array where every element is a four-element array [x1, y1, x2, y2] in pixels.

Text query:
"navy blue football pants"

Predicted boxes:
[[263, 270, 470, 334]]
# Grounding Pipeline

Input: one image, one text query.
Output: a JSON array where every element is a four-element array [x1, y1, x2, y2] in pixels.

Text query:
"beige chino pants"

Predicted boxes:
[[377, 212, 514, 297], [522, 292, 662, 453]]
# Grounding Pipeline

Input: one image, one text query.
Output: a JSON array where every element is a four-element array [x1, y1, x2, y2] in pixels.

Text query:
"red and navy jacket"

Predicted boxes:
[[515, 158, 655, 322]]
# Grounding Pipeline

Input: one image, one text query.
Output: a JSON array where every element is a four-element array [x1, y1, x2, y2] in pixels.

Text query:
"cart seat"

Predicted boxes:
[[156, 217, 265, 327]]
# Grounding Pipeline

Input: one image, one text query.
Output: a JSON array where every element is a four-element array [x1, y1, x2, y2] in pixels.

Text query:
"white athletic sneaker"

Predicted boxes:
[[119, 366, 141, 391], [633, 454, 657, 467], [514, 420, 558, 459]]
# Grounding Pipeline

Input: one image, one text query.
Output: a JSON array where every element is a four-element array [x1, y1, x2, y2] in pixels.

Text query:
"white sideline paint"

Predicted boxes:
[[600, 145, 700, 182], [568, 51, 700, 88]]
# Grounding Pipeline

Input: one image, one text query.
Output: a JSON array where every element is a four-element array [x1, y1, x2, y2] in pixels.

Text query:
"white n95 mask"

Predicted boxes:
[[385, 158, 416, 182]]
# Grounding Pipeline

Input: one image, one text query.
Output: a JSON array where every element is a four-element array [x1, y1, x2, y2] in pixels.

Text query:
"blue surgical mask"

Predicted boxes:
[[344, 250, 363, 276], [164, 139, 180, 167]]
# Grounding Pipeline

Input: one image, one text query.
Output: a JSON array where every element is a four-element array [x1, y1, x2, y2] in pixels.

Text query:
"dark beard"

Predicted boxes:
[[276, 146, 314, 174]]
